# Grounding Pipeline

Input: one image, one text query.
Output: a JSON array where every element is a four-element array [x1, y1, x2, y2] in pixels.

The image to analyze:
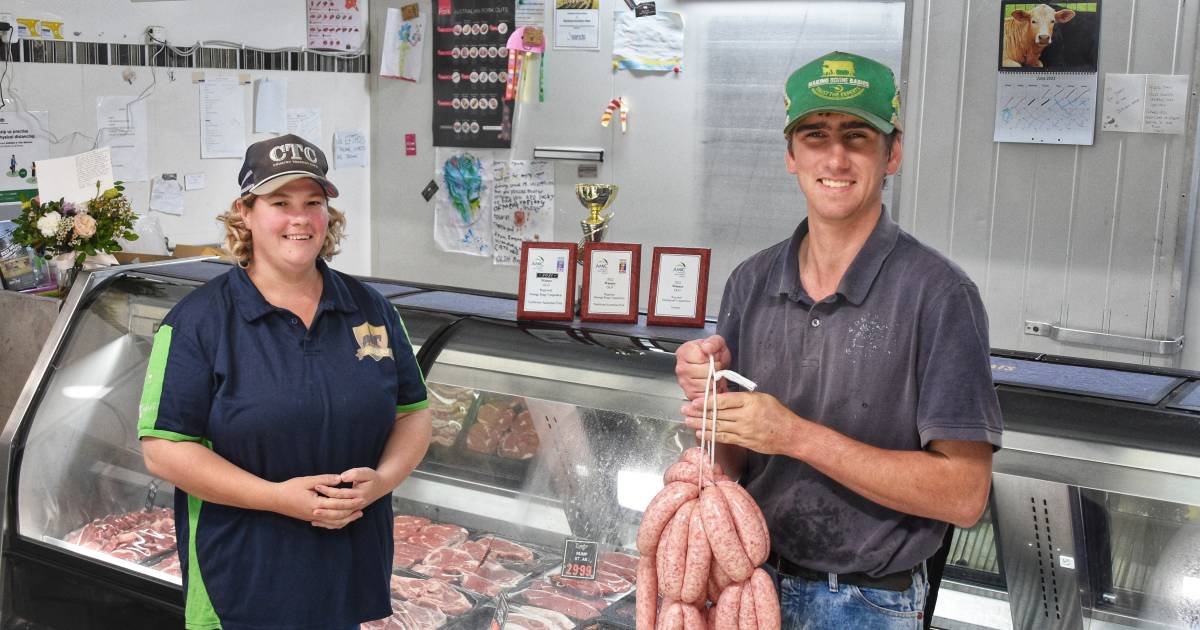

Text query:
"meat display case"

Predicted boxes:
[[0, 259, 708, 630], [10, 258, 1200, 630]]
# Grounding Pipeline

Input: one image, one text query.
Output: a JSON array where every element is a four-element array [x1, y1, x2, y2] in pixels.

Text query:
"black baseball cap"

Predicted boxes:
[[238, 134, 339, 198]]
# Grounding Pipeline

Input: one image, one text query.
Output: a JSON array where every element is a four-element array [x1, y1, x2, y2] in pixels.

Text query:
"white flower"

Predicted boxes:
[[37, 211, 62, 237]]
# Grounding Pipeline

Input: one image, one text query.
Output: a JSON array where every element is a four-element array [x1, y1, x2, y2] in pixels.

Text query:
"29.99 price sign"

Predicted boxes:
[[560, 539, 598, 581]]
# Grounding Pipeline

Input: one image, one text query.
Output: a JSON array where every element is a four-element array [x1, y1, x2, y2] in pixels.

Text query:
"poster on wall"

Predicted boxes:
[[434, 148, 494, 257], [307, 0, 366, 52], [432, 0, 515, 148], [0, 111, 49, 204], [994, 1, 1101, 145]]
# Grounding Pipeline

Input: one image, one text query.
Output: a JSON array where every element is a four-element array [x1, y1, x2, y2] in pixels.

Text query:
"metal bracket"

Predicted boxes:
[[1024, 321, 1184, 355]]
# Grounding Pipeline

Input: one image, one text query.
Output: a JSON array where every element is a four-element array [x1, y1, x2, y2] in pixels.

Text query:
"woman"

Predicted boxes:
[[138, 134, 432, 630]]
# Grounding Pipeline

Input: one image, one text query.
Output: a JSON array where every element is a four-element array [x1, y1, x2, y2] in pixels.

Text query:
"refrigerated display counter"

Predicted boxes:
[[7, 259, 1200, 630], [937, 354, 1200, 630], [0, 259, 710, 629]]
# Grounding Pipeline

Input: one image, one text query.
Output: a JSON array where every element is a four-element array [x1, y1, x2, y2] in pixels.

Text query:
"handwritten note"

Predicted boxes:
[[1101, 74, 1144, 132], [334, 130, 367, 168], [1102, 74, 1189, 134], [36, 148, 115, 205], [492, 160, 555, 266], [1145, 74, 1189, 134]]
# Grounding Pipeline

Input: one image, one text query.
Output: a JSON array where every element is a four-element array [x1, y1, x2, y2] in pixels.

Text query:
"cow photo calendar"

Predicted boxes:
[[994, 1, 1101, 145]]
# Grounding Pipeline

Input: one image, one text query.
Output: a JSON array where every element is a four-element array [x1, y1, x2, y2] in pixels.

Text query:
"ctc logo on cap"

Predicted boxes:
[[268, 143, 319, 164]]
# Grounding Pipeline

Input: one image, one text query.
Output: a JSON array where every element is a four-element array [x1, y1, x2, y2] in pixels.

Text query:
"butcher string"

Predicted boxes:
[[697, 354, 718, 488], [697, 356, 758, 488]]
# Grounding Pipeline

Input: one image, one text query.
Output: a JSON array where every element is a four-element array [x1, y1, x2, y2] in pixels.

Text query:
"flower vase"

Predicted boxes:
[[50, 253, 82, 296]]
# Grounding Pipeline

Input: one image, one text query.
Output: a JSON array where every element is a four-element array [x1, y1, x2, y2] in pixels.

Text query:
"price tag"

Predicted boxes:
[[560, 539, 598, 581]]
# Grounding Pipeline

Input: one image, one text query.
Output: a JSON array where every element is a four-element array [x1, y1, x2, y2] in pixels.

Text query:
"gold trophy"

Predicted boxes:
[[576, 183, 618, 261]]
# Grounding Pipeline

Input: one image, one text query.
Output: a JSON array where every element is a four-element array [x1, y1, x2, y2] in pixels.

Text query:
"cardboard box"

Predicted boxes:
[[113, 244, 229, 266], [172, 244, 228, 259]]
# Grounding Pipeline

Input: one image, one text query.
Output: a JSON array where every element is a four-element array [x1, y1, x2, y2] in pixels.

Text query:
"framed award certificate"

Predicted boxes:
[[647, 247, 710, 328], [580, 242, 641, 323], [517, 241, 577, 321]]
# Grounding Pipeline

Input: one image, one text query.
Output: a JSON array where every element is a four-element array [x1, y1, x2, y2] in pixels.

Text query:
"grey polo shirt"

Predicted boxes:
[[717, 207, 1002, 578]]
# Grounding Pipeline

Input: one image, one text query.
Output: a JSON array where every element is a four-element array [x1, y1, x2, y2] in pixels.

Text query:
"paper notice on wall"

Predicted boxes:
[[334, 130, 367, 167], [1100, 74, 1144, 133], [1102, 73, 1189, 134], [380, 6, 427, 82], [994, 72, 1097, 145], [0, 110, 49, 204], [254, 78, 287, 133], [307, 0, 365, 52], [555, 1, 599, 50], [612, 11, 683, 71], [1099, 73, 1185, 133], [492, 160, 554, 265], [1144, 74, 1189, 134], [434, 148, 493, 257], [287, 108, 322, 146], [516, 0, 547, 27], [149, 174, 184, 216], [36, 148, 115, 205], [199, 77, 246, 159], [96, 96, 149, 182]]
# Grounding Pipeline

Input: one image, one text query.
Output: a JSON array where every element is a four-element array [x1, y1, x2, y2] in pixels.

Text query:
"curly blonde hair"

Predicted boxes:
[[218, 193, 346, 268]]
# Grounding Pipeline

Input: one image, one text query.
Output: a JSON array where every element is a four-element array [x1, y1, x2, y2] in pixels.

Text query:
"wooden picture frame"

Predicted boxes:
[[647, 247, 710, 328], [580, 242, 641, 323], [517, 241, 577, 321]]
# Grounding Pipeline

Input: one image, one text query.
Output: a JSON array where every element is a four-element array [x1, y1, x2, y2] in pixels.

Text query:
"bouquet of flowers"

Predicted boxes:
[[11, 181, 139, 274]]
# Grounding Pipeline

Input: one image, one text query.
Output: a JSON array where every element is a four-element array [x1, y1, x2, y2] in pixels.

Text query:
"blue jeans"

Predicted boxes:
[[763, 562, 928, 630]]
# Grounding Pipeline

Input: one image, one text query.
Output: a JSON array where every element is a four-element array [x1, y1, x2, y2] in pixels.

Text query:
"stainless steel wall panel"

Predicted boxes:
[[992, 473, 1085, 630]]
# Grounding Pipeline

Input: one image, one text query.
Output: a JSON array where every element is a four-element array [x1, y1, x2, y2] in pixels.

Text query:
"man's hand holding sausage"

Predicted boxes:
[[674, 335, 733, 401]]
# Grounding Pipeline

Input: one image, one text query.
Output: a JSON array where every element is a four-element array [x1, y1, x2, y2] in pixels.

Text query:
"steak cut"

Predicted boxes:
[[390, 575, 472, 616], [519, 587, 604, 620], [479, 535, 535, 565], [405, 524, 469, 549]]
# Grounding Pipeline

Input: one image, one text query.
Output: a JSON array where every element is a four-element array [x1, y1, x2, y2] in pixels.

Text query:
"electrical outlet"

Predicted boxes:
[[0, 13, 15, 45], [145, 25, 166, 44]]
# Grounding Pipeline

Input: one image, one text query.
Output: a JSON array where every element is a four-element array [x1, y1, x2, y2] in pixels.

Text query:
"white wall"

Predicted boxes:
[[369, 0, 905, 311], [8, 0, 374, 275]]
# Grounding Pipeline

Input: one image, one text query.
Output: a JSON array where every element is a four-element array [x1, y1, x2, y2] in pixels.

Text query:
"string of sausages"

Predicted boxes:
[[634, 356, 781, 630]]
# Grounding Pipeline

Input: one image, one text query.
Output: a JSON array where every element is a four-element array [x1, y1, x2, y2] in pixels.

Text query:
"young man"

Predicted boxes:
[[675, 51, 1003, 629]]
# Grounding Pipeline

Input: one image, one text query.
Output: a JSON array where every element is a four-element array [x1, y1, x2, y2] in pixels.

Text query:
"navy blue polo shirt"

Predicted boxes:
[[138, 259, 427, 630], [718, 208, 1002, 578]]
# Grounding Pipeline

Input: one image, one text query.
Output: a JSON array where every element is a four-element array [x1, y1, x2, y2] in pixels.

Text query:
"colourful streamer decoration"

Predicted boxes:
[[600, 97, 628, 133]]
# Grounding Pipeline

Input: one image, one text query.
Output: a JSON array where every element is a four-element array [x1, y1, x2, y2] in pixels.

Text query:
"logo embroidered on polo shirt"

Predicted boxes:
[[352, 322, 394, 361]]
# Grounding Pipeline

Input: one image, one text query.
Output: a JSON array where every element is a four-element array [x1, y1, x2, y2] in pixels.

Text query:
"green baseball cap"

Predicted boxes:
[[783, 51, 902, 136]]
